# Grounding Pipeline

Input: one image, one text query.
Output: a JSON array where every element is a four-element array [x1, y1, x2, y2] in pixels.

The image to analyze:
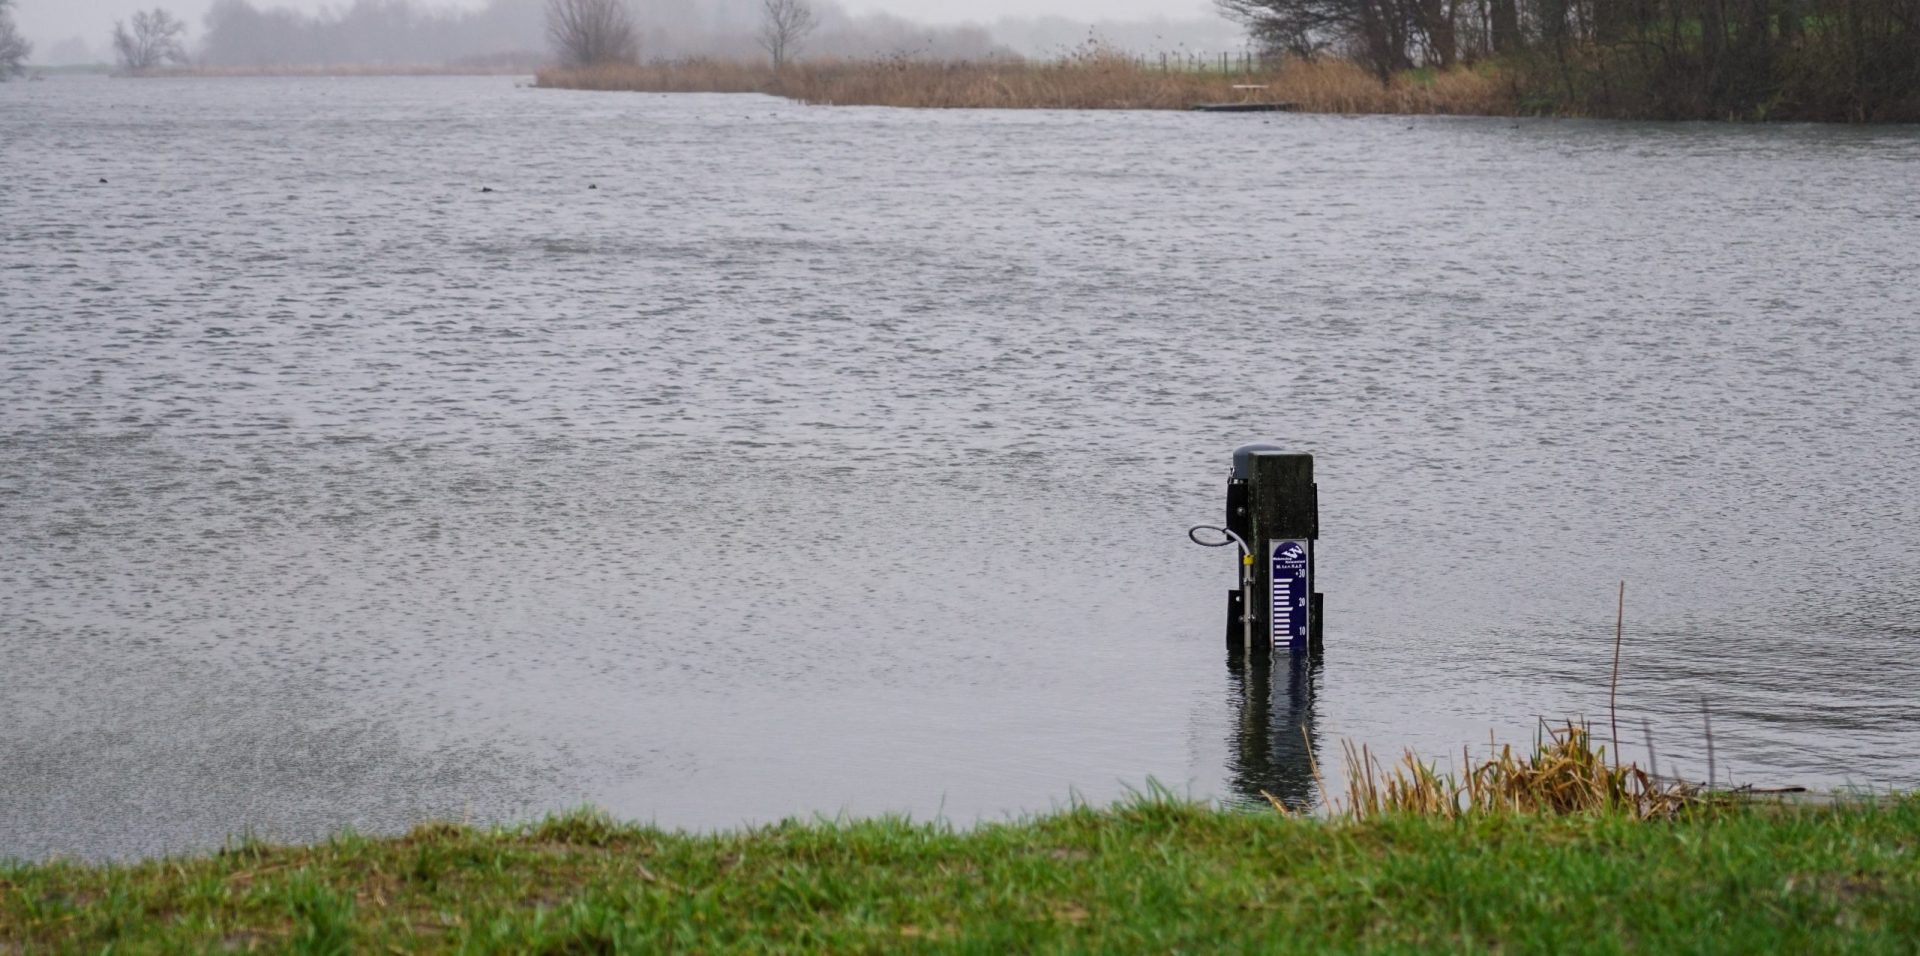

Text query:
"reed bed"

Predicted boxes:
[[533, 57, 775, 93], [538, 55, 1516, 114], [1312, 722, 1705, 822]]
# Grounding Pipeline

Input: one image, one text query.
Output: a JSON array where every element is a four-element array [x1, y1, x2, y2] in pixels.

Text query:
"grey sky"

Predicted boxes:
[[16, 0, 1230, 57], [841, 0, 1220, 21]]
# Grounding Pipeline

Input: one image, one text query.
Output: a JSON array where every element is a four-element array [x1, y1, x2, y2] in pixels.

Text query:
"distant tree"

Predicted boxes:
[[112, 8, 190, 73], [0, 0, 32, 80], [1216, 0, 1340, 61], [1224, 0, 1920, 117], [757, 0, 817, 72], [544, 0, 636, 67], [1217, 0, 1451, 78]]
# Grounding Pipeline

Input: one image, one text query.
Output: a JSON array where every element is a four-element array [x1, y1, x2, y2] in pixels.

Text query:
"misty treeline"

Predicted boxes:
[[545, 0, 637, 66], [0, 0, 30, 79], [114, 8, 191, 72], [194, 0, 997, 69], [1219, 0, 1920, 118], [201, 0, 542, 68]]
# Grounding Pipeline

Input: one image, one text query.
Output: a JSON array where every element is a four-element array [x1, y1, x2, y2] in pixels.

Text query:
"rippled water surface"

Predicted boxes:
[[4, 75, 1918, 860]]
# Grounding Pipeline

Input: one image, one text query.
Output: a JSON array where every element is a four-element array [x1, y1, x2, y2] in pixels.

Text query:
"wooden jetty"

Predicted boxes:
[[1191, 102, 1298, 112], [1193, 85, 1296, 112]]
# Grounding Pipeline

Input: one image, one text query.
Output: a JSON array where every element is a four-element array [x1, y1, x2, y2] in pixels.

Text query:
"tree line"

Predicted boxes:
[[543, 0, 816, 70], [61, 0, 843, 75], [0, 0, 30, 79], [1219, 0, 1920, 118]]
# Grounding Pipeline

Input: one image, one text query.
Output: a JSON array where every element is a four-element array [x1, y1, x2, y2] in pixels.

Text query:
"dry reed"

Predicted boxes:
[[534, 57, 775, 93], [538, 55, 1515, 114], [1334, 723, 1703, 822], [1610, 581, 1625, 759]]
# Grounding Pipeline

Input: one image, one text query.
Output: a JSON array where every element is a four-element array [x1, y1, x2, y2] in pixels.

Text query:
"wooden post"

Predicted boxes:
[[1224, 444, 1271, 653], [1249, 452, 1318, 656]]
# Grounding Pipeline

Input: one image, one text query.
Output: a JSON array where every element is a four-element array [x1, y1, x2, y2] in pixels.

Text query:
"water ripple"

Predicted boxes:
[[3, 75, 1917, 858]]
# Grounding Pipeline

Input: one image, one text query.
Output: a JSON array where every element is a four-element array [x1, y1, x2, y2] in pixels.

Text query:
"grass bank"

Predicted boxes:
[[5, 794, 1917, 953], [536, 55, 1513, 114]]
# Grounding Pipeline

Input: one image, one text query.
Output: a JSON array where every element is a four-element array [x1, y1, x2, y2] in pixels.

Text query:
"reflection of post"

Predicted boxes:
[[1225, 644, 1322, 810]]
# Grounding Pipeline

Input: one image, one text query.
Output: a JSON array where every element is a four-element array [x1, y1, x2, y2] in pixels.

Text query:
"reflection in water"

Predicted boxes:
[[1225, 647, 1323, 811]]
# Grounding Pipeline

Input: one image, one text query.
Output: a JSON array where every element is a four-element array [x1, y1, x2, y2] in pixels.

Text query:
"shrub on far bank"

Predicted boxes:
[[0, 0, 31, 81]]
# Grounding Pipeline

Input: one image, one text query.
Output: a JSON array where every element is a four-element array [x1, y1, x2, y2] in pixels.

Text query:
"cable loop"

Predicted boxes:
[[1187, 525, 1250, 556]]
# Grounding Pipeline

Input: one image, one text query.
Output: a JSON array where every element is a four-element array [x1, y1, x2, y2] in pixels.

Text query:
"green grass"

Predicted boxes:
[[4, 794, 1917, 953]]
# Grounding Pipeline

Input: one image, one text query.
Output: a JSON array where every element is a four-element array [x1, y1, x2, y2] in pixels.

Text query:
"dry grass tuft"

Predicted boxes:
[[536, 57, 776, 93], [538, 55, 1516, 114], [1335, 723, 1704, 821]]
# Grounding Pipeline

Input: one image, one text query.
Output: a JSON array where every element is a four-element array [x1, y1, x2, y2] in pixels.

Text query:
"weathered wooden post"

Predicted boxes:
[[1231, 446, 1321, 656], [1250, 451, 1318, 655], [1194, 446, 1323, 655]]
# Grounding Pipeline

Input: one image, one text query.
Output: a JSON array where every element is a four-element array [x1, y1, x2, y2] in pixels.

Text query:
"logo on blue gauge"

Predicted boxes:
[[1270, 539, 1310, 651]]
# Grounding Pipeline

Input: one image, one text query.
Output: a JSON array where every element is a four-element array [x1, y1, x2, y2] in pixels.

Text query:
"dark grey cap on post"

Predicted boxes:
[[1230, 443, 1286, 479]]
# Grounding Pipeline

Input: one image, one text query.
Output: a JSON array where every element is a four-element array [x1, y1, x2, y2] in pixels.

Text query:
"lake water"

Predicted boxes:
[[3, 74, 1917, 861]]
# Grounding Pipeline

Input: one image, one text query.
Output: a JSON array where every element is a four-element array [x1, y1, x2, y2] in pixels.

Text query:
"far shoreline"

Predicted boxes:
[[527, 54, 1920, 123], [74, 58, 1919, 123], [99, 64, 538, 78], [533, 56, 1526, 117]]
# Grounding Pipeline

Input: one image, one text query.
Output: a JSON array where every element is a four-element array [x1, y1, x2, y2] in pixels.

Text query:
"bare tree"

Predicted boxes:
[[112, 8, 190, 73], [544, 0, 637, 67], [758, 0, 817, 72], [1218, 0, 1345, 59], [0, 0, 32, 80], [1218, 0, 1452, 77]]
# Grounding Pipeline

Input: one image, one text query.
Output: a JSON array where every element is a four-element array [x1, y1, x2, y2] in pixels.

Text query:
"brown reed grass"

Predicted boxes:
[[1334, 723, 1704, 821], [538, 54, 1517, 115], [534, 57, 776, 93]]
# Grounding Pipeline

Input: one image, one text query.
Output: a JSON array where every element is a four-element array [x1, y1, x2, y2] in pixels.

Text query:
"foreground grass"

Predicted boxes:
[[4, 795, 1918, 953], [536, 56, 1511, 114]]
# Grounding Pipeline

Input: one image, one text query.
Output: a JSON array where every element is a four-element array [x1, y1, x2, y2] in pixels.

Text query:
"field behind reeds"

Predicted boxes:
[[537, 55, 1516, 114]]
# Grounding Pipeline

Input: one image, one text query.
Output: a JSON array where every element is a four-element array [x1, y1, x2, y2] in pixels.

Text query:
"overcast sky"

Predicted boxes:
[[16, 0, 1229, 54], [846, 0, 1221, 21]]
